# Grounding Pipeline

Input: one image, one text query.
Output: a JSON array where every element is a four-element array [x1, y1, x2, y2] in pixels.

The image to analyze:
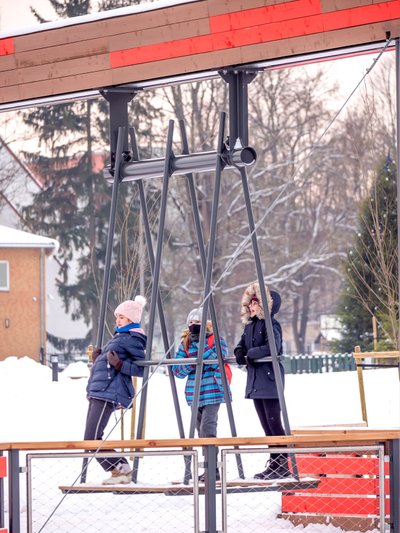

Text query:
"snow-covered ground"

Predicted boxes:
[[0, 356, 399, 532]]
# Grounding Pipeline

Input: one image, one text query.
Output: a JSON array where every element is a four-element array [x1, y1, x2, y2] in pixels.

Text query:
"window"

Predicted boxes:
[[0, 261, 9, 291]]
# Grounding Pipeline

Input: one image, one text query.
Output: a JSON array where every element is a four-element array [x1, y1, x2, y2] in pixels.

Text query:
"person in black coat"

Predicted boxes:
[[84, 296, 146, 485], [234, 282, 290, 480]]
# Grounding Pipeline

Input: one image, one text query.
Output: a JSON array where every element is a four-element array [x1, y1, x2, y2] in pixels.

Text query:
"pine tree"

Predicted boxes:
[[334, 155, 398, 352], [22, 0, 159, 345]]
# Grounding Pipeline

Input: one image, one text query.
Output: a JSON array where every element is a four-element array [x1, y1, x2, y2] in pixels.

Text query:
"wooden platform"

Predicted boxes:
[[60, 477, 320, 495]]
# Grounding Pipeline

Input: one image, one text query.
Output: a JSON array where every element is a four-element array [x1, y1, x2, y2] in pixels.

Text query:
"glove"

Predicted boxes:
[[234, 347, 247, 366], [235, 354, 246, 365], [107, 350, 123, 371], [92, 347, 102, 363]]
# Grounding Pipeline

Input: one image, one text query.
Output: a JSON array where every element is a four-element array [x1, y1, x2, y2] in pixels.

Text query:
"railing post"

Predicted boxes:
[[0, 452, 4, 531], [204, 444, 218, 533], [390, 438, 400, 533], [51, 354, 58, 382], [8, 449, 20, 533]]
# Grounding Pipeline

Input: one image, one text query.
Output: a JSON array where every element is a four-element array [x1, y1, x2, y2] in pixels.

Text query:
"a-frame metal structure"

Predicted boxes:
[[97, 68, 284, 483]]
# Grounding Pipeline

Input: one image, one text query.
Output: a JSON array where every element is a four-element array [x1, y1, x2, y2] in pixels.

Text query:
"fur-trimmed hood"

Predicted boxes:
[[240, 282, 281, 324]]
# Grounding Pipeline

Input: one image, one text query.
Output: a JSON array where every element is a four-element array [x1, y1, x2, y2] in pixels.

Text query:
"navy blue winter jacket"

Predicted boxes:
[[235, 315, 284, 399], [86, 330, 146, 408]]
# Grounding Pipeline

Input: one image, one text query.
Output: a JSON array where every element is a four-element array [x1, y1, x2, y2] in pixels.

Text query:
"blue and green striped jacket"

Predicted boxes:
[[172, 334, 232, 406]]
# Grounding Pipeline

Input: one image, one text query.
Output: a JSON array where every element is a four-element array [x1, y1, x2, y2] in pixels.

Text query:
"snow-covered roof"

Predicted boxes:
[[0, 225, 59, 256], [0, 0, 199, 39]]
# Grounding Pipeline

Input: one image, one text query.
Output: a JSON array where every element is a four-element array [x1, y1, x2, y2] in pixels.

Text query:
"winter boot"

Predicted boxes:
[[274, 455, 291, 478], [102, 462, 132, 485], [254, 454, 291, 480], [198, 469, 220, 483]]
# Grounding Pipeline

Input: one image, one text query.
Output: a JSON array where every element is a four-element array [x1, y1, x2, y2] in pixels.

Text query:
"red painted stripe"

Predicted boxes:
[[110, 1, 400, 69], [0, 37, 14, 56], [295, 455, 380, 475], [296, 454, 390, 475], [292, 476, 381, 495], [281, 494, 390, 515], [210, 0, 321, 33], [0, 456, 6, 478], [284, 476, 390, 495], [211, 2, 400, 50], [111, 34, 214, 68]]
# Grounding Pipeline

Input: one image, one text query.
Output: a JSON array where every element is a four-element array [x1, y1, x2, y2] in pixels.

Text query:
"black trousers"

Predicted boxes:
[[253, 398, 286, 462], [84, 397, 129, 472]]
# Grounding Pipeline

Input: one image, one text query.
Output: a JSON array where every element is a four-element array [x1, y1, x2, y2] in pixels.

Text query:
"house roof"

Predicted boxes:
[[0, 225, 59, 256]]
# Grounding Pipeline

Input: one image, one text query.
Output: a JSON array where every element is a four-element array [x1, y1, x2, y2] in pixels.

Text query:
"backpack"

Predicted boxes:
[[184, 334, 232, 384]]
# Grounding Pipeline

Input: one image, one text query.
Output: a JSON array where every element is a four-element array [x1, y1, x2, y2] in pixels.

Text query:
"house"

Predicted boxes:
[[0, 136, 88, 360], [0, 224, 58, 361]]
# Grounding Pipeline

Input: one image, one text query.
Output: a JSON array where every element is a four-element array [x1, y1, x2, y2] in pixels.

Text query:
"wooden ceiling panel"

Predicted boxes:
[[0, 0, 399, 106]]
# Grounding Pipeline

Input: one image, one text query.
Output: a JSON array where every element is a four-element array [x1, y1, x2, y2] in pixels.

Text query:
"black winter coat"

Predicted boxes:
[[234, 316, 284, 399]]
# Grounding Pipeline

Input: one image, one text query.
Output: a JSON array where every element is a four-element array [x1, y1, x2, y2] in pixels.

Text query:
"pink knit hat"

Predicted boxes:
[[114, 295, 146, 324]]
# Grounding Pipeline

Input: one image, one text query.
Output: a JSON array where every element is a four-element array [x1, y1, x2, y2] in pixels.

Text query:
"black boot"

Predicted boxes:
[[274, 455, 291, 478], [254, 455, 291, 480], [198, 469, 220, 483]]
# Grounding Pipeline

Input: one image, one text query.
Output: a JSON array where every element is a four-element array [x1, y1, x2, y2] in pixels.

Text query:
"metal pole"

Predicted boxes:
[[220, 69, 257, 147], [389, 439, 400, 533], [39, 248, 45, 365], [129, 128, 186, 442], [105, 146, 256, 183], [179, 119, 244, 479], [101, 90, 136, 164], [396, 39, 400, 352], [8, 449, 20, 533], [133, 120, 175, 481], [221, 68, 298, 474], [96, 126, 126, 347], [80, 126, 126, 484], [238, 167, 298, 478], [204, 444, 218, 533], [237, 166, 292, 428], [0, 452, 4, 530], [51, 354, 58, 382], [189, 112, 226, 440]]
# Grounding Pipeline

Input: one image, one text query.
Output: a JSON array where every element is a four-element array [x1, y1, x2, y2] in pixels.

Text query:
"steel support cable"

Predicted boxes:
[[37, 352, 172, 533], [208, 37, 394, 297]]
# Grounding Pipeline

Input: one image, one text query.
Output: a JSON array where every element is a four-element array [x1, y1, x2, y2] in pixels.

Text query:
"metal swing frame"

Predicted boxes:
[[91, 68, 296, 484]]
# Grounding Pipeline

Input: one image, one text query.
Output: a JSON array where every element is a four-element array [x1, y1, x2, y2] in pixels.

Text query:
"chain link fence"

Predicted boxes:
[[3, 443, 387, 532]]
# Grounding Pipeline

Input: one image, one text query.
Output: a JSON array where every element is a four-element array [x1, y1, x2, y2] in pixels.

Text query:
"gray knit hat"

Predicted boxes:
[[186, 308, 203, 325]]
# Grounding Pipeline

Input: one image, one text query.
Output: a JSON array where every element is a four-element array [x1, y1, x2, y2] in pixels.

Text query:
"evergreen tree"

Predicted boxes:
[[334, 155, 398, 352], [22, 0, 159, 345]]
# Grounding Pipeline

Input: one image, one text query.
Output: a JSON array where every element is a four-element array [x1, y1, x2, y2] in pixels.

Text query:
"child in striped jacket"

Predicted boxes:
[[171, 308, 232, 481]]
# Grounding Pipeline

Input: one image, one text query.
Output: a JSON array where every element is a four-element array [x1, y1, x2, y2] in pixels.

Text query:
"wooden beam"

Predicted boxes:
[[0, 0, 399, 105], [0, 429, 399, 451]]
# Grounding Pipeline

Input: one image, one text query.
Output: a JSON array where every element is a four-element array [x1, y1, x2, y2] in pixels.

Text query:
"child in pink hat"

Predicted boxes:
[[84, 295, 147, 485]]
